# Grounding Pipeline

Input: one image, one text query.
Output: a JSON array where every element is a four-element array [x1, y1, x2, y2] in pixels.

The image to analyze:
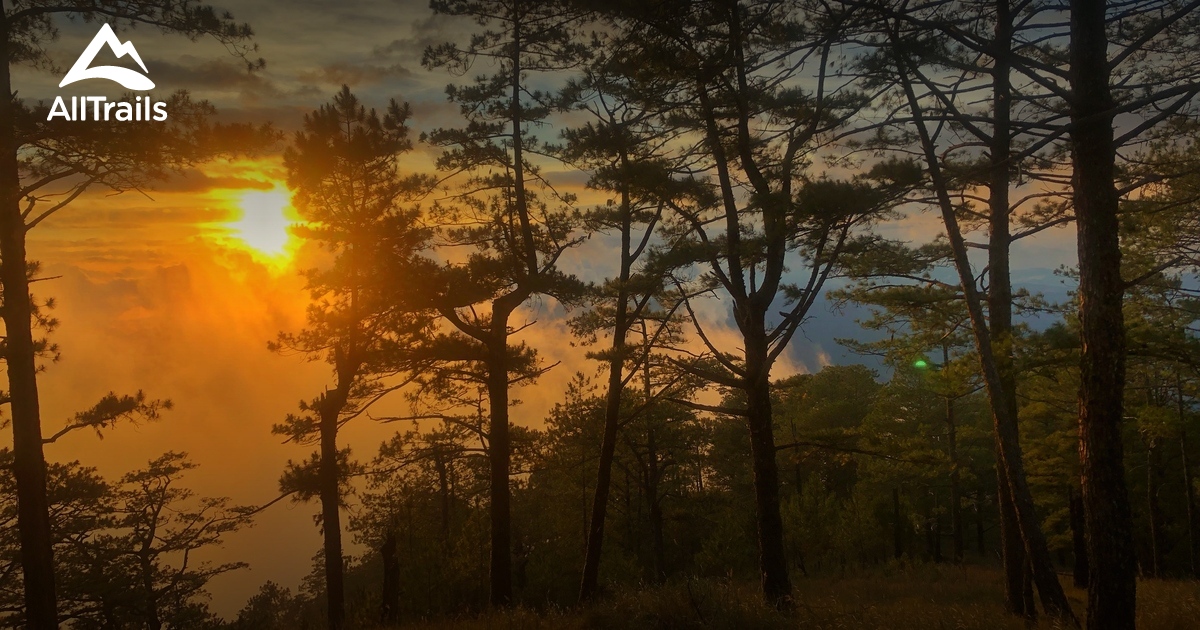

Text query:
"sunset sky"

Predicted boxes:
[[7, 0, 1080, 616]]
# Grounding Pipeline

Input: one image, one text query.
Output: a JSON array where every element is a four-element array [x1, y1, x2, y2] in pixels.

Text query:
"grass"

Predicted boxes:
[[392, 565, 1200, 629]]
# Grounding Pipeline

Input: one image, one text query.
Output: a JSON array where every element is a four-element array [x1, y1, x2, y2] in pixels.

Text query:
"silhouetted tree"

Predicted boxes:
[[421, 0, 590, 607], [274, 86, 432, 630], [0, 3, 262, 624]]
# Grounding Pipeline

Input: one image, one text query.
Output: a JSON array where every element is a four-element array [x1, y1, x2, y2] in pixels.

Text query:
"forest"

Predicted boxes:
[[3, 0, 1200, 628]]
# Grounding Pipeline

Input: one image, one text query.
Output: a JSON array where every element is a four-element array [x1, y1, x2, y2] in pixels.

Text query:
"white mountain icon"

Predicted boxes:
[[59, 23, 155, 90]]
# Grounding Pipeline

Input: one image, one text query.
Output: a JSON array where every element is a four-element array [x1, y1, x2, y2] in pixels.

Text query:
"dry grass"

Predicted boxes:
[[392, 565, 1200, 629]]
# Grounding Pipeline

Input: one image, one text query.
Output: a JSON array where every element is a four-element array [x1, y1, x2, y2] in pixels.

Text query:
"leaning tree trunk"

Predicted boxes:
[[579, 179, 635, 602], [897, 36, 1077, 624], [0, 11, 58, 629], [1069, 1, 1138, 627], [319, 403, 346, 630], [744, 316, 792, 607]]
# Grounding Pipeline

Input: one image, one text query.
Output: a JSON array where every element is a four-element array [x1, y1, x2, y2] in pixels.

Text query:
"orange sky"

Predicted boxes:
[[7, 0, 1081, 617]]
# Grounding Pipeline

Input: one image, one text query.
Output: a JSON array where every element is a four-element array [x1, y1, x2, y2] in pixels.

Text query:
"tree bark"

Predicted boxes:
[[1070, 486, 1090, 588], [746, 324, 791, 607], [319, 403, 345, 630], [0, 9, 58, 628], [485, 334, 514, 607], [579, 164, 635, 602], [1068, 1, 1138, 627], [997, 473, 1028, 616], [987, 1, 1045, 618]]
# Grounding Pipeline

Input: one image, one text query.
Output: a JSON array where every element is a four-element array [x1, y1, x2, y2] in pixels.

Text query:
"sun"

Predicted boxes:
[[225, 187, 297, 267]]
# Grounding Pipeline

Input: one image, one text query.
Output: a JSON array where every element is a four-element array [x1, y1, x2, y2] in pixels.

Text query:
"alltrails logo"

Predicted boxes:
[[47, 24, 168, 122]]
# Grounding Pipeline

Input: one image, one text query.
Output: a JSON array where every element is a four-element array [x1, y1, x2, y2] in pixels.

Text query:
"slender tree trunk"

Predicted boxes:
[[138, 540, 162, 630], [1184, 430, 1199, 578], [380, 529, 400, 626], [976, 489, 986, 558], [579, 172, 634, 602], [0, 11, 58, 629], [924, 493, 937, 561], [1070, 486, 1090, 588], [745, 321, 791, 607], [932, 489, 943, 563], [1069, 1, 1137, 627], [997, 474, 1028, 616], [486, 332, 513, 607], [986, 1, 1046, 618], [647, 427, 666, 582], [319, 404, 345, 630], [436, 453, 451, 549], [1147, 436, 1166, 578], [1021, 557, 1037, 621], [946, 390, 964, 563], [1177, 382, 1198, 578], [894, 488, 904, 559], [897, 35, 1077, 624]]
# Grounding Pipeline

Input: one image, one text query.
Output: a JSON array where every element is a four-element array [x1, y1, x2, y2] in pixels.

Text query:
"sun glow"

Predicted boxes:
[[224, 186, 297, 267]]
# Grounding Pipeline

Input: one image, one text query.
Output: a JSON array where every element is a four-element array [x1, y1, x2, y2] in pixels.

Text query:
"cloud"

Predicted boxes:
[[155, 168, 276, 193], [297, 61, 413, 87]]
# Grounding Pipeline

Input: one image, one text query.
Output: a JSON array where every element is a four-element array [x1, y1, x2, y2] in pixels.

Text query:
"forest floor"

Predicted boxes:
[[402, 564, 1200, 629]]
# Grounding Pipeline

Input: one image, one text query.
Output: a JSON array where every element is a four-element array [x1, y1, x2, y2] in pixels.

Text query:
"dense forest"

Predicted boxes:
[[3, 0, 1200, 628]]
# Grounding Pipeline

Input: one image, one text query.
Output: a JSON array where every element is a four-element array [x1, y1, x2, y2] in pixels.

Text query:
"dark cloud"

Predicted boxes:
[[147, 57, 270, 92], [297, 61, 413, 87]]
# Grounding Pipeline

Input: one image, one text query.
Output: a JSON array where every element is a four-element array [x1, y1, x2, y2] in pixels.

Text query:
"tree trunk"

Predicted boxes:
[[932, 489, 943, 563], [1069, 1, 1138, 627], [0, 11, 58, 628], [1147, 436, 1166, 578], [976, 489, 986, 558], [646, 426, 667, 582], [1177, 383, 1198, 578], [946, 392, 964, 563], [435, 452, 451, 549], [380, 529, 400, 625], [486, 335, 513, 607], [894, 488, 904, 559], [898, 19, 1077, 620], [997, 474, 1028, 617], [1070, 486, 1090, 588], [319, 405, 345, 630], [1022, 557, 1037, 622], [579, 174, 634, 602], [745, 325, 791, 607], [986, 1, 1046, 618], [1184, 430, 1199, 578]]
